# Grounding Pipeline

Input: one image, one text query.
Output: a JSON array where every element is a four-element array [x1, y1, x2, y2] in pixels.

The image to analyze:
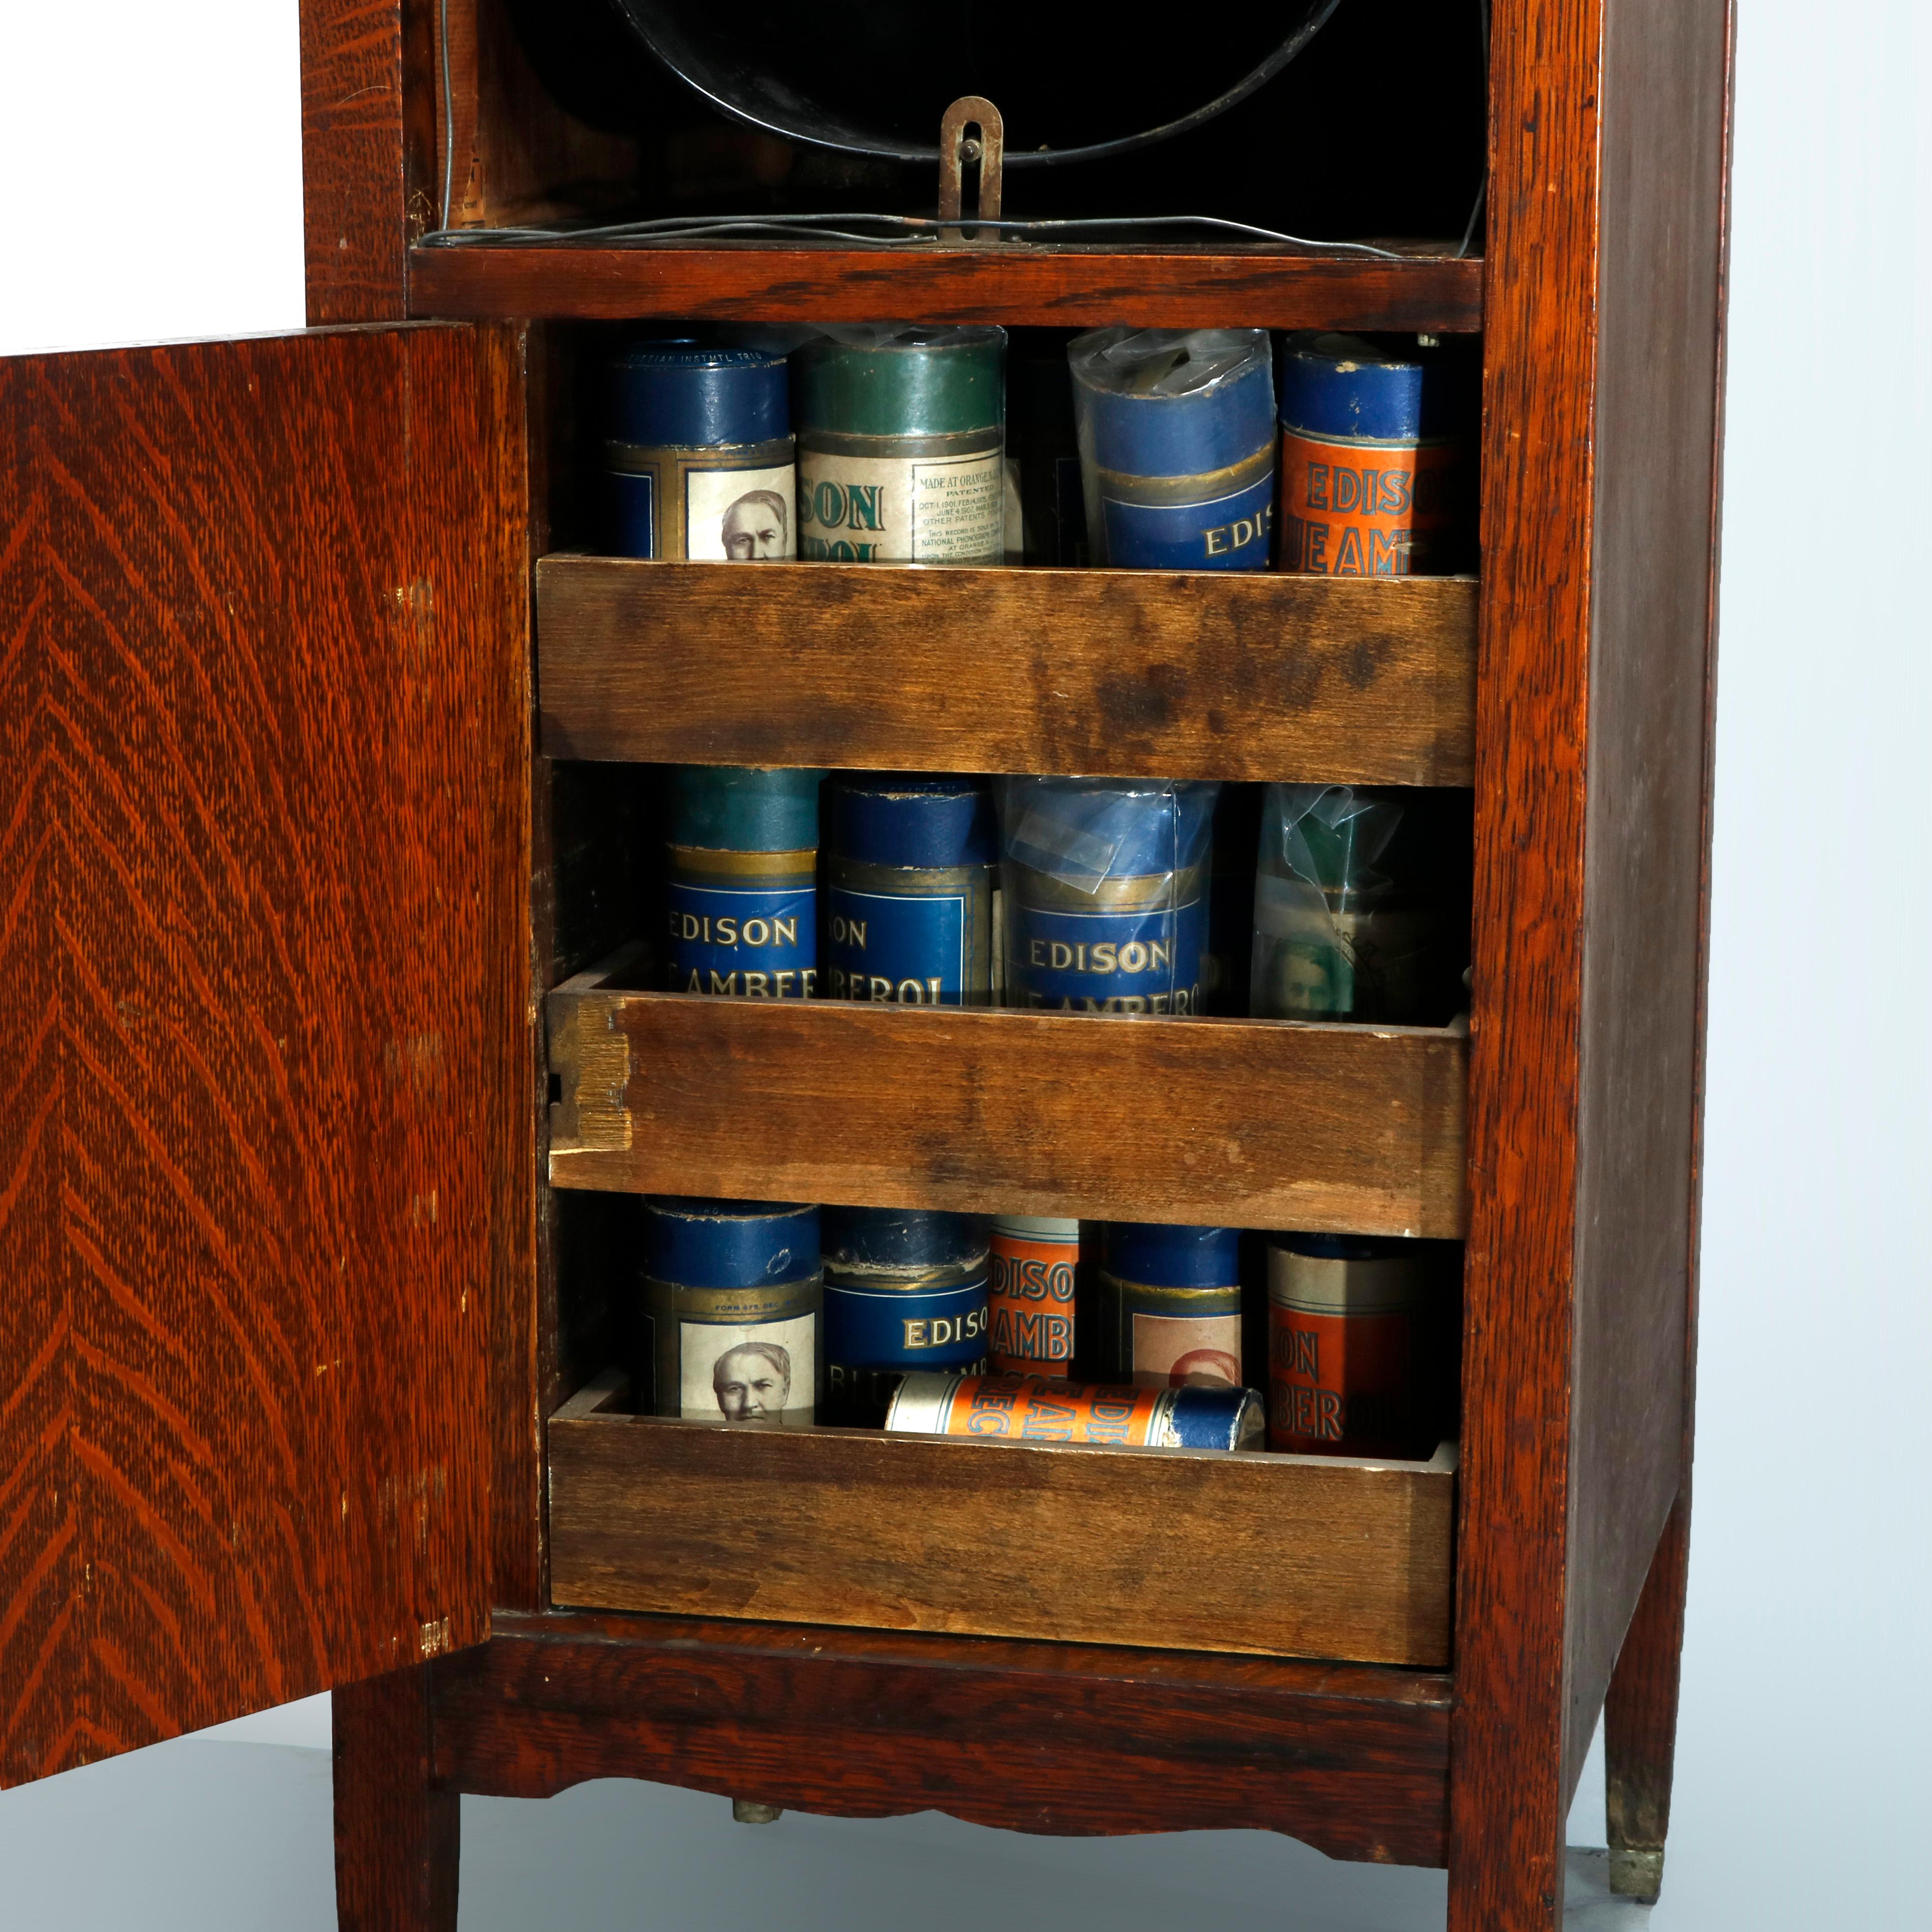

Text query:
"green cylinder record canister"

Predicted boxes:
[[793, 327, 1006, 564], [1094, 1222, 1245, 1389], [822, 775, 997, 1004], [1250, 783, 1432, 1023], [666, 766, 821, 999]]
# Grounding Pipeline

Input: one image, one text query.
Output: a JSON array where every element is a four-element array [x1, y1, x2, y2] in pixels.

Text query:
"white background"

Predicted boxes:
[[1, 2, 1927, 1925]]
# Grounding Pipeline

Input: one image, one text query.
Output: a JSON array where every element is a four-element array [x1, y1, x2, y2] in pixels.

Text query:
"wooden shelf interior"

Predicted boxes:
[[547, 1370, 1456, 1665], [478, 0, 1490, 1678], [412, 242, 1483, 331], [537, 559, 1477, 786]]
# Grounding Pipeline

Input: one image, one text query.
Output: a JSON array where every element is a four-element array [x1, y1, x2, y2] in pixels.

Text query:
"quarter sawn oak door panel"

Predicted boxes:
[[0, 322, 531, 1784]]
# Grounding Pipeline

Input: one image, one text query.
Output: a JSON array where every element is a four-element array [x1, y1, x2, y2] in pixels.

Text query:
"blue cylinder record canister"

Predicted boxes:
[[998, 777, 1219, 1014], [1276, 332, 1475, 577], [821, 1208, 990, 1427], [1094, 1223, 1245, 1388], [823, 776, 997, 1005], [606, 341, 795, 561], [1069, 328, 1276, 569], [666, 766, 820, 998], [635, 1199, 822, 1425]]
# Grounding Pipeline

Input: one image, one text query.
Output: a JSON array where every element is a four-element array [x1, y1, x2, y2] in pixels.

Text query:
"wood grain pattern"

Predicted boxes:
[[1447, 2, 1600, 1924], [440, 0, 642, 231], [548, 984, 1467, 1237], [537, 560, 1478, 787], [0, 323, 530, 1783], [434, 1610, 1455, 1863], [549, 1407, 1455, 1664], [1563, 0, 1734, 1805], [301, 0, 410, 322], [490, 325, 548, 1617], [334, 1666, 458, 1932], [408, 243, 1483, 331]]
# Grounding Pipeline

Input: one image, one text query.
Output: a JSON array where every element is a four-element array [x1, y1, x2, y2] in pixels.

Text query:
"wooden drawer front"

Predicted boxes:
[[536, 559, 1477, 788], [548, 978, 1468, 1239], [548, 1388, 1456, 1666]]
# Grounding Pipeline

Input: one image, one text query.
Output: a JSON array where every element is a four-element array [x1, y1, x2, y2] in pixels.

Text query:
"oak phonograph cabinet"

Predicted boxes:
[[0, 1, 1732, 1925]]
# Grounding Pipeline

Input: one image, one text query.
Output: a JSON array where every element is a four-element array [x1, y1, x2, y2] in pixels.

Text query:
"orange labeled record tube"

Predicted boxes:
[[1275, 332, 1474, 578], [886, 1372, 1263, 1452], [1265, 1233, 1429, 1456], [987, 1216, 1078, 1374]]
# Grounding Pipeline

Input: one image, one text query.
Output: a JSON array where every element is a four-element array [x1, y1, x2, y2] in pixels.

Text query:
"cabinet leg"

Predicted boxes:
[[1604, 1491, 1692, 1904], [333, 1664, 459, 1932]]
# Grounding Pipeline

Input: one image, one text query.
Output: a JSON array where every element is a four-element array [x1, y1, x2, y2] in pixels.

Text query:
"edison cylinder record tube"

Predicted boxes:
[[793, 327, 1006, 565], [606, 341, 794, 561], [822, 775, 996, 1005], [635, 1199, 823, 1426], [665, 766, 820, 999], [821, 1208, 990, 1427]]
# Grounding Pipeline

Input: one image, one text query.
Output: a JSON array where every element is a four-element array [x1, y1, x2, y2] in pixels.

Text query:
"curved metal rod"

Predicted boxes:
[[615, 0, 1344, 169]]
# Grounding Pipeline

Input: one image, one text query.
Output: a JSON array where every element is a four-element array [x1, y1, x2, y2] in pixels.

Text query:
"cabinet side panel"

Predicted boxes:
[[0, 378, 76, 1768], [1449, 0, 1602, 1925], [301, 0, 412, 322], [1566, 0, 1733, 1793], [0, 324, 529, 1783]]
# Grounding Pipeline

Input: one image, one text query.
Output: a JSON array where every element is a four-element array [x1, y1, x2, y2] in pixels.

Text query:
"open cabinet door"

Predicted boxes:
[[0, 322, 532, 1783]]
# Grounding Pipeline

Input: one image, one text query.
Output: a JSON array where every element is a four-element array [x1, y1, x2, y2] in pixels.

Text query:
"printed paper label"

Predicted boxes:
[[667, 881, 816, 998], [681, 1311, 817, 1426], [684, 463, 797, 561], [1130, 1311, 1244, 1389], [988, 1230, 1078, 1373], [1100, 473, 1275, 570], [825, 887, 967, 1003], [798, 449, 1004, 562], [1010, 895, 1206, 1013], [1278, 431, 1462, 575]]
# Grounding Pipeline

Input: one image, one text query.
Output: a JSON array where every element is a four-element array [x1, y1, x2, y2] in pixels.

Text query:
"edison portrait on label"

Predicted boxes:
[[720, 487, 788, 561], [712, 1340, 791, 1421], [679, 1310, 815, 1425]]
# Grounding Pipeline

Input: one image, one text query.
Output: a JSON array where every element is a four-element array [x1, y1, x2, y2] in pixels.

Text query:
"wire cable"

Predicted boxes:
[[438, 0, 454, 234], [417, 210, 1424, 260], [1456, 0, 1491, 259]]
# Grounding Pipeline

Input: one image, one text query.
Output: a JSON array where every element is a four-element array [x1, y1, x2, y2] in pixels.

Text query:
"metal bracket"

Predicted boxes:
[[937, 96, 1005, 244]]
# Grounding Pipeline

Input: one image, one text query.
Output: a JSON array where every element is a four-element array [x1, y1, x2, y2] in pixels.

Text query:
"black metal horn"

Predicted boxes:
[[608, 0, 1345, 167]]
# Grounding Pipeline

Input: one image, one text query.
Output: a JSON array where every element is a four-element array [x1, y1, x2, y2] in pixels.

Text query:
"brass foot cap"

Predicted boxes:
[[1608, 1846, 1664, 1902], [732, 1799, 783, 1825]]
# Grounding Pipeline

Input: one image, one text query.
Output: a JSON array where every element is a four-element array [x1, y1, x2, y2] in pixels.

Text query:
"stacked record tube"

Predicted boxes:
[[627, 1200, 1456, 1460], [599, 324, 1473, 1459]]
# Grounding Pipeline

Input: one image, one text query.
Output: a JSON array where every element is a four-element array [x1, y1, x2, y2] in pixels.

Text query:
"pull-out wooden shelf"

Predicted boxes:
[[548, 1370, 1456, 1665], [410, 243, 1483, 333], [537, 560, 1476, 786], [548, 960, 1468, 1237]]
